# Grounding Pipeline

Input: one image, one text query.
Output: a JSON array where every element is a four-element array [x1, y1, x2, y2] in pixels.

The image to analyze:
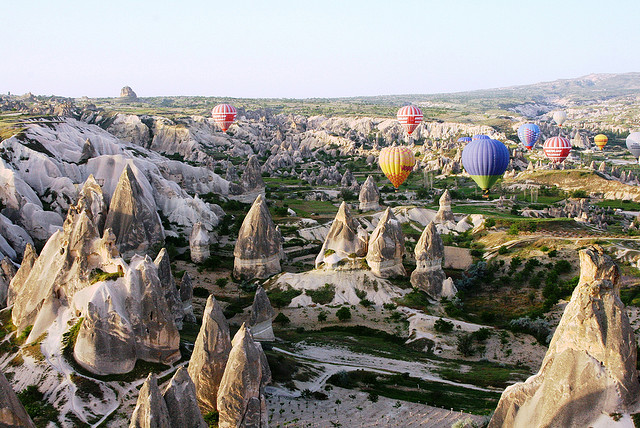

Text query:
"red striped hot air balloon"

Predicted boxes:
[[212, 104, 237, 132], [397, 106, 423, 135], [543, 136, 571, 163]]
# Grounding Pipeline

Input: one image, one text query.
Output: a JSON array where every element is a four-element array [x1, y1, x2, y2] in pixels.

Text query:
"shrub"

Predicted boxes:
[[367, 392, 379, 403], [336, 306, 352, 322], [457, 333, 475, 356], [485, 218, 496, 228], [547, 249, 557, 257], [274, 313, 291, 325], [498, 245, 509, 255], [215, 277, 229, 288], [306, 284, 336, 305], [193, 287, 209, 298], [509, 316, 551, 344], [471, 327, 492, 342], [359, 299, 374, 308], [434, 318, 454, 333], [553, 259, 572, 274], [508, 224, 519, 236], [17, 385, 59, 425], [318, 311, 328, 322], [268, 287, 303, 308]]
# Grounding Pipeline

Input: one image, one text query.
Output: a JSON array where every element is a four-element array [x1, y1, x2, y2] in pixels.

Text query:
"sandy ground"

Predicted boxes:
[[267, 386, 487, 428]]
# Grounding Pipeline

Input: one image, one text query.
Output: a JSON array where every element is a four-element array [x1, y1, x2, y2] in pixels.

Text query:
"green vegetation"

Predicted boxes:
[[434, 318, 454, 333], [336, 306, 352, 321], [89, 268, 124, 284], [305, 284, 336, 305], [267, 287, 302, 308], [17, 385, 60, 427], [274, 312, 291, 325], [393, 289, 431, 311]]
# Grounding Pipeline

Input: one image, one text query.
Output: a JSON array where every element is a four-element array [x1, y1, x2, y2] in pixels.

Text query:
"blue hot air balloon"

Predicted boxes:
[[472, 134, 491, 141], [462, 138, 510, 194], [517, 123, 541, 151], [457, 137, 472, 143]]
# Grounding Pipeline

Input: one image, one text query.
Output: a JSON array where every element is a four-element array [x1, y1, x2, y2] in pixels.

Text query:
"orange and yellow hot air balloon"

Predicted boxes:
[[594, 134, 608, 150], [379, 146, 415, 189]]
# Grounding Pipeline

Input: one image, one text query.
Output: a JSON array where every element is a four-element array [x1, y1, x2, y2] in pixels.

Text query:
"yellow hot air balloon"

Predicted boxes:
[[379, 146, 415, 189], [594, 134, 608, 150]]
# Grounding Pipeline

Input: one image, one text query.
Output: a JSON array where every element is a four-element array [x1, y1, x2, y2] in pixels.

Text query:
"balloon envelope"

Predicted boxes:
[[517, 123, 541, 150], [472, 134, 491, 141], [379, 146, 416, 188], [461, 139, 510, 191], [594, 134, 608, 150], [552, 111, 567, 127], [212, 104, 237, 132], [397, 106, 423, 135], [627, 132, 640, 159], [457, 137, 472, 143], [543, 136, 571, 163]]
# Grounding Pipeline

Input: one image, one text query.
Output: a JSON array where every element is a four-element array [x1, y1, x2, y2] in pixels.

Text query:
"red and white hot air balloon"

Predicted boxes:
[[397, 106, 423, 135], [543, 136, 571, 163], [212, 104, 237, 132]]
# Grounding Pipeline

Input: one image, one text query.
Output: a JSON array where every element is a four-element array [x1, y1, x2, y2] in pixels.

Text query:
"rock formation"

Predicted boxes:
[[75, 174, 107, 234], [233, 194, 283, 279], [190, 222, 210, 263], [249, 286, 275, 341], [180, 272, 196, 323], [366, 208, 405, 278], [489, 246, 640, 428], [359, 175, 380, 211], [79, 138, 97, 164], [225, 163, 239, 182], [217, 324, 271, 428], [241, 155, 265, 192], [188, 295, 232, 413], [6, 243, 36, 307], [162, 367, 207, 428], [104, 165, 164, 257], [411, 222, 456, 299], [0, 257, 16, 309], [120, 86, 137, 99], [434, 190, 455, 223], [315, 201, 368, 269], [0, 370, 36, 428], [129, 374, 171, 428], [154, 248, 184, 329]]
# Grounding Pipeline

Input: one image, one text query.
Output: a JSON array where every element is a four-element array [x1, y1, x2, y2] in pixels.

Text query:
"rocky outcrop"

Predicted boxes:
[[315, 202, 368, 269], [190, 222, 210, 263], [180, 272, 196, 323], [120, 86, 137, 99], [129, 374, 171, 428], [241, 155, 265, 192], [366, 208, 405, 278], [411, 222, 456, 299], [359, 175, 380, 211], [0, 370, 36, 428], [6, 243, 36, 307], [104, 165, 164, 257], [489, 245, 640, 428], [217, 324, 271, 428], [188, 295, 232, 414], [73, 254, 181, 374], [434, 190, 455, 223], [249, 286, 275, 341], [76, 174, 107, 234], [162, 367, 207, 428], [0, 258, 16, 309], [154, 248, 184, 330], [226, 163, 239, 182], [233, 194, 283, 279]]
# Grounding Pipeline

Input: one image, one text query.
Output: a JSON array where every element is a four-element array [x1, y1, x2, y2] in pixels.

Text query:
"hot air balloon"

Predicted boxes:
[[552, 110, 567, 127], [543, 136, 571, 163], [517, 123, 541, 151], [457, 137, 472, 143], [472, 134, 491, 141], [397, 106, 423, 135], [379, 146, 415, 189], [626, 132, 640, 162], [593, 134, 608, 150], [461, 138, 510, 194], [212, 104, 237, 132]]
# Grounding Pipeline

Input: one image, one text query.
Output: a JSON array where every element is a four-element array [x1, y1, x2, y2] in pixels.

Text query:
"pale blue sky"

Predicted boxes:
[[2, 0, 638, 98]]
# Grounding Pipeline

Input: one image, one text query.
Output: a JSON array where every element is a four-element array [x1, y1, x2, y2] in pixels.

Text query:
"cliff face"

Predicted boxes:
[[489, 245, 640, 428], [366, 208, 405, 278]]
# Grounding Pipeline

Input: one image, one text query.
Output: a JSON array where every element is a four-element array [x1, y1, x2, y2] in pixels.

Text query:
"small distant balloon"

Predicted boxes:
[[461, 138, 510, 194], [517, 123, 541, 151], [379, 146, 416, 189], [593, 134, 608, 150], [396, 106, 423, 135], [626, 132, 640, 161], [543, 136, 571, 163], [457, 137, 472, 143], [212, 104, 237, 132], [552, 110, 567, 127]]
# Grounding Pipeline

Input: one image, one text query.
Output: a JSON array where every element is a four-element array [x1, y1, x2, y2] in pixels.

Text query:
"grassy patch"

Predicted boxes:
[[89, 269, 124, 285], [305, 284, 336, 305], [436, 361, 530, 388], [267, 287, 303, 308], [394, 289, 431, 311], [17, 385, 60, 427]]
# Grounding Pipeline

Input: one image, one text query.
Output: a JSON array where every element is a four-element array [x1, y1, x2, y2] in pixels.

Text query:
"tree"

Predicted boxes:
[[274, 313, 290, 325], [336, 306, 352, 322], [457, 332, 475, 357]]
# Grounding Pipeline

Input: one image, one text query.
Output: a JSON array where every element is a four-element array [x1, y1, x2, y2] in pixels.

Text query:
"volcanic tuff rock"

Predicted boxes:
[[217, 324, 271, 428], [315, 201, 368, 269], [241, 155, 265, 192], [0, 257, 16, 309], [75, 174, 107, 234], [129, 374, 171, 428], [411, 222, 456, 299], [489, 245, 640, 428], [104, 164, 164, 257], [180, 272, 196, 323], [434, 190, 455, 223], [233, 194, 283, 279], [359, 175, 380, 211], [249, 286, 275, 341], [366, 208, 405, 278], [188, 295, 232, 413], [79, 138, 97, 163], [6, 243, 36, 307], [226, 163, 239, 182], [162, 367, 207, 428], [120, 86, 137, 99], [154, 248, 184, 330], [190, 222, 210, 263], [0, 370, 36, 428], [73, 254, 181, 374]]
